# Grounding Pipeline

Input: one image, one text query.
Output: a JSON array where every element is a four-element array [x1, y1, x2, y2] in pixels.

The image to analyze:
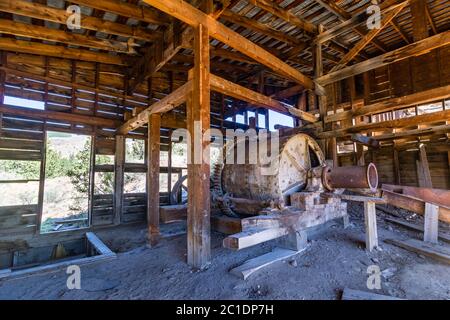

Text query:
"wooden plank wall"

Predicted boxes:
[[364, 45, 449, 104], [335, 44, 450, 190], [339, 143, 450, 190]]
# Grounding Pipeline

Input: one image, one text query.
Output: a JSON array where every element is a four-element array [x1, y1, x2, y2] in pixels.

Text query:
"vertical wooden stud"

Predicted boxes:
[[114, 135, 125, 225], [424, 202, 439, 244], [187, 24, 211, 269], [364, 201, 378, 252], [148, 113, 161, 246], [418, 144, 433, 188]]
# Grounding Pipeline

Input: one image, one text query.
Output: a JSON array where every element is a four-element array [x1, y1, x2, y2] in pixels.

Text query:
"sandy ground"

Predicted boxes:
[[0, 202, 449, 300]]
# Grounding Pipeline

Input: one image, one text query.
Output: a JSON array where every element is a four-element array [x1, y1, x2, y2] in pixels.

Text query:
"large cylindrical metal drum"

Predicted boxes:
[[220, 133, 325, 214]]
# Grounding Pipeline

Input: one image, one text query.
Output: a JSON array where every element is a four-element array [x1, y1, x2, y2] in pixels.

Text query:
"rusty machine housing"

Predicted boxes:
[[211, 133, 378, 251]]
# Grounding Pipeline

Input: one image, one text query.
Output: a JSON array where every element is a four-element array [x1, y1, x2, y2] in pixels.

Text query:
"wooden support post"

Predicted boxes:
[[356, 144, 365, 166], [187, 24, 211, 269], [147, 114, 161, 247], [113, 135, 125, 225], [410, 0, 429, 42], [36, 128, 47, 234], [0, 51, 5, 105], [265, 109, 270, 130], [393, 148, 401, 185], [364, 201, 378, 252], [418, 144, 433, 188], [424, 203, 439, 244], [167, 129, 173, 196], [88, 131, 96, 227], [314, 25, 328, 153]]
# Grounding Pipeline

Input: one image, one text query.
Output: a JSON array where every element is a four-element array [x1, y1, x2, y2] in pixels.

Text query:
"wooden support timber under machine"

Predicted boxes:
[[211, 133, 379, 251]]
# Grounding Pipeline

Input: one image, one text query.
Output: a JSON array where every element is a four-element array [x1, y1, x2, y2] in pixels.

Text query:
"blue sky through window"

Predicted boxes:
[[4, 96, 45, 110]]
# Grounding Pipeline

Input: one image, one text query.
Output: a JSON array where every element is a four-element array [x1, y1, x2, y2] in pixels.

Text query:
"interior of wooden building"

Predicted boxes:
[[0, 0, 449, 300]]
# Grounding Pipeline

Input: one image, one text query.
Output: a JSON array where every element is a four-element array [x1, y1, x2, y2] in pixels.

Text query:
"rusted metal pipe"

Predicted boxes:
[[322, 163, 378, 192]]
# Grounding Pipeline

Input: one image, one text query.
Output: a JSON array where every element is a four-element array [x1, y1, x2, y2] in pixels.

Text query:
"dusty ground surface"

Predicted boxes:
[[0, 202, 449, 300]]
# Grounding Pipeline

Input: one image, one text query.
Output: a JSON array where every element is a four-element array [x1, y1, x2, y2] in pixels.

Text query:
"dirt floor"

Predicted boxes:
[[0, 202, 449, 300]]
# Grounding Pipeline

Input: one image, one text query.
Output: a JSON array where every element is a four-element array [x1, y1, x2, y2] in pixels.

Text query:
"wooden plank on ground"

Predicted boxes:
[[385, 238, 450, 264], [224, 227, 289, 250], [342, 288, 403, 300], [86, 232, 115, 256], [384, 217, 450, 243], [230, 247, 301, 280]]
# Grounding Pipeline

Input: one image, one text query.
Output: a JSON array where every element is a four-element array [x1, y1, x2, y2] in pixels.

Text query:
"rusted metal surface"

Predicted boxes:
[[220, 133, 325, 215], [322, 163, 378, 192]]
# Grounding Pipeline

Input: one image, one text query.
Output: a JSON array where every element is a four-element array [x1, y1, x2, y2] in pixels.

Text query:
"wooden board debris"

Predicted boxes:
[[230, 247, 303, 280], [342, 288, 403, 300], [384, 217, 450, 243], [385, 238, 450, 265]]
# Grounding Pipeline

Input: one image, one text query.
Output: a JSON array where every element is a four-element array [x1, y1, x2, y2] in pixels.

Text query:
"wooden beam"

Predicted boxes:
[[221, 9, 305, 46], [0, 38, 125, 66], [425, 3, 438, 35], [0, 104, 120, 128], [327, 84, 450, 123], [187, 24, 211, 269], [424, 203, 439, 244], [0, 19, 135, 54], [382, 190, 450, 223], [127, 2, 228, 94], [69, 0, 169, 25], [117, 81, 192, 135], [385, 238, 450, 265], [418, 144, 433, 188], [1, 66, 131, 101], [330, 1, 408, 72], [210, 74, 317, 123], [314, 24, 328, 127], [374, 124, 450, 141], [320, 109, 450, 138], [270, 85, 303, 100], [316, 0, 403, 45], [113, 136, 125, 225], [385, 217, 450, 243], [230, 248, 300, 280], [249, 0, 317, 34], [0, 0, 162, 42], [143, 0, 315, 89], [316, 30, 450, 86], [393, 148, 401, 185], [382, 184, 450, 210], [211, 48, 257, 65], [351, 134, 380, 148], [364, 201, 378, 252], [342, 288, 402, 300], [147, 113, 161, 247], [410, 0, 429, 41]]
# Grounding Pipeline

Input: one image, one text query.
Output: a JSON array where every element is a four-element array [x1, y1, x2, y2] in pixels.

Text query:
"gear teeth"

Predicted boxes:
[[211, 162, 238, 218]]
